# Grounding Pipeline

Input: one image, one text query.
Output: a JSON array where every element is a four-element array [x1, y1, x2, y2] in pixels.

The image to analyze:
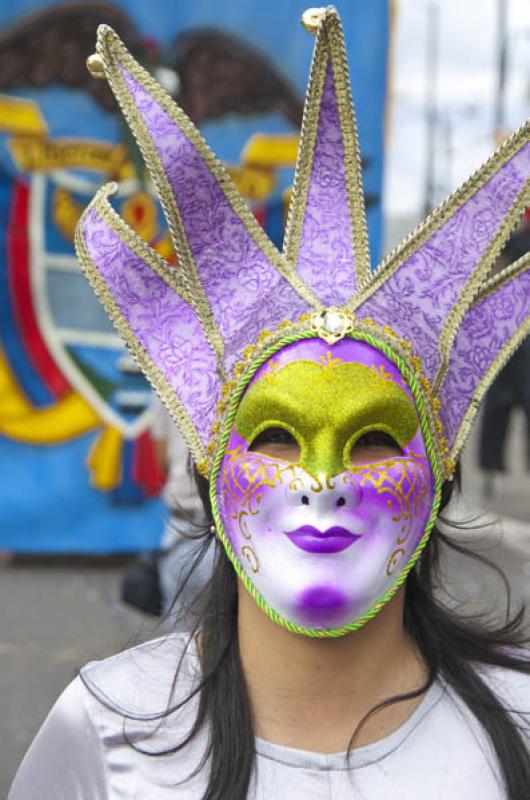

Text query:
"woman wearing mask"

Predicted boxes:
[[10, 8, 530, 799]]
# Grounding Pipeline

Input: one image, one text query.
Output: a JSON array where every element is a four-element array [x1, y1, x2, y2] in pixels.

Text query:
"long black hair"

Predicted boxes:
[[89, 467, 530, 799]]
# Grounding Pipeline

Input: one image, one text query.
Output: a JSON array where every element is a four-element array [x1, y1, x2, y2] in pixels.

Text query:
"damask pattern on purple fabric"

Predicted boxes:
[[295, 64, 358, 306], [81, 206, 221, 446], [120, 68, 310, 366], [357, 142, 530, 382], [439, 270, 530, 447]]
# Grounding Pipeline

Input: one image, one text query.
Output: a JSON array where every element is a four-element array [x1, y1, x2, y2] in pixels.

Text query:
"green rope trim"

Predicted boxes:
[[209, 330, 444, 638]]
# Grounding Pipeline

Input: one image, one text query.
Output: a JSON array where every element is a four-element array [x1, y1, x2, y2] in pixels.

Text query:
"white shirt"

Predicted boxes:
[[9, 633, 530, 799]]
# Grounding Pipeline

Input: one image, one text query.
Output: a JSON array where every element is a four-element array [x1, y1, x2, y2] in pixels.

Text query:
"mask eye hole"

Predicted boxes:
[[350, 430, 403, 464], [249, 426, 301, 461]]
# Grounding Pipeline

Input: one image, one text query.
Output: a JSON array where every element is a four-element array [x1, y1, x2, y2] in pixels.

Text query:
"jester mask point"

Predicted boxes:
[[76, 7, 529, 636]]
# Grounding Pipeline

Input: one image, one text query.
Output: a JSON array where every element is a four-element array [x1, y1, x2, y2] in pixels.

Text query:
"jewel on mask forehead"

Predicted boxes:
[[324, 311, 342, 333], [311, 308, 355, 344]]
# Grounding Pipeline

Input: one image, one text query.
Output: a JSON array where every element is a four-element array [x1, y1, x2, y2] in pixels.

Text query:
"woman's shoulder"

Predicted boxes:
[[9, 677, 109, 798], [10, 634, 203, 798], [80, 631, 200, 716]]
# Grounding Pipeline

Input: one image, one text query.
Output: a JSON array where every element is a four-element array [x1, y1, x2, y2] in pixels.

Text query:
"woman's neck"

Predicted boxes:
[[237, 584, 428, 753]]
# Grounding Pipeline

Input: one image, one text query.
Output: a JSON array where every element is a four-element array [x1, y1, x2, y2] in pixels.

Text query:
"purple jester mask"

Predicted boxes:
[[215, 338, 436, 634], [75, 15, 528, 634]]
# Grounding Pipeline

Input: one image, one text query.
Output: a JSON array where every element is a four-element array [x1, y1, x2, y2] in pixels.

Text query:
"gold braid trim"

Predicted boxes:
[[327, 11, 371, 287], [96, 25, 322, 315], [74, 204, 209, 473], [282, 16, 327, 265], [349, 119, 530, 307], [472, 249, 530, 304], [283, 8, 370, 287]]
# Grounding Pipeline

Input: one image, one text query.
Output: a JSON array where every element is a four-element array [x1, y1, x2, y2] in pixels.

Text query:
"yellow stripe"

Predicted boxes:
[[0, 346, 32, 418], [0, 346, 101, 442], [86, 425, 123, 490], [0, 391, 101, 442]]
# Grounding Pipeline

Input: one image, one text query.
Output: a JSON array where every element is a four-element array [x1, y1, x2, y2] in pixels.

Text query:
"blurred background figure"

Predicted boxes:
[[121, 393, 221, 624], [478, 210, 530, 498], [146, 395, 213, 622]]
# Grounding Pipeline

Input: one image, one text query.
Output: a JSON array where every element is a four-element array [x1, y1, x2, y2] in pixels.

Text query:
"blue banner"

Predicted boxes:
[[0, 0, 389, 552]]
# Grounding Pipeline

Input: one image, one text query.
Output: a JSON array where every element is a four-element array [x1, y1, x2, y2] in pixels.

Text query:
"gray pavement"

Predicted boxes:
[[1, 415, 529, 796], [0, 555, 165, 796]]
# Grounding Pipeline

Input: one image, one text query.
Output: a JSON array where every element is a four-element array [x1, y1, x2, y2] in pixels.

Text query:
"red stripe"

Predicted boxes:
[[132, 430, 166, 497], [253, 205, 266, 229], [7, 180, 70, 398]]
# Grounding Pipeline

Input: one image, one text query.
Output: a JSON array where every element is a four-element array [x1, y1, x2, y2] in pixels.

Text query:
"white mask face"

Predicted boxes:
[[213, 338, 437, 634]]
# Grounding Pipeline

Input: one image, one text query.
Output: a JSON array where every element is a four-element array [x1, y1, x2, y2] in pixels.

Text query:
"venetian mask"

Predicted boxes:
[[213, 338, 437, 635], [79, 14, 527, 636]]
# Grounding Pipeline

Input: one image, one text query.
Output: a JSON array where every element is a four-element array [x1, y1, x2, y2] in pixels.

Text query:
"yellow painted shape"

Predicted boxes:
[[0, 94, 47, 136], [235, 359, 418, 477], [153, 231, 177, 263], [241, 132, 299, 169], [226, 164, 277, 202], [53, 188, 83, 243], [87, 425, 123, 490], [153, 232, 176, 263], [9, 136, 128, 175]]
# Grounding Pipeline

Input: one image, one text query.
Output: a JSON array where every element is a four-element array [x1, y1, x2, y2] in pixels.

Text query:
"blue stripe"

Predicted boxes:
[[112, 438, 145, 505], [264, 199, 286, 250]]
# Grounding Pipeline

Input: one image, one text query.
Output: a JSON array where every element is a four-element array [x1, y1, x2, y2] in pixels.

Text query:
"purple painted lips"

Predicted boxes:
[[284, 525, 361, 553]]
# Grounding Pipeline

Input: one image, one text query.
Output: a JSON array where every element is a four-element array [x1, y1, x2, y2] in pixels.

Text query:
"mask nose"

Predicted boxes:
[[292, 474, 362, 511]]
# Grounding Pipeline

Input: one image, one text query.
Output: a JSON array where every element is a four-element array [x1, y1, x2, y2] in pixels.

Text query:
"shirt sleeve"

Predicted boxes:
[[9, 677, 108, 800]]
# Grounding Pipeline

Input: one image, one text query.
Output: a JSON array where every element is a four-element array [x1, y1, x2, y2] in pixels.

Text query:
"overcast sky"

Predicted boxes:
[[384, 0, 530, 218]]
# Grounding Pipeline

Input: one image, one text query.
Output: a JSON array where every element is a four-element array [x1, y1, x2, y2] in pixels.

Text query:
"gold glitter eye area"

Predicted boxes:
[[248, 426, 301, 460], [350, 430, 403, 464]]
